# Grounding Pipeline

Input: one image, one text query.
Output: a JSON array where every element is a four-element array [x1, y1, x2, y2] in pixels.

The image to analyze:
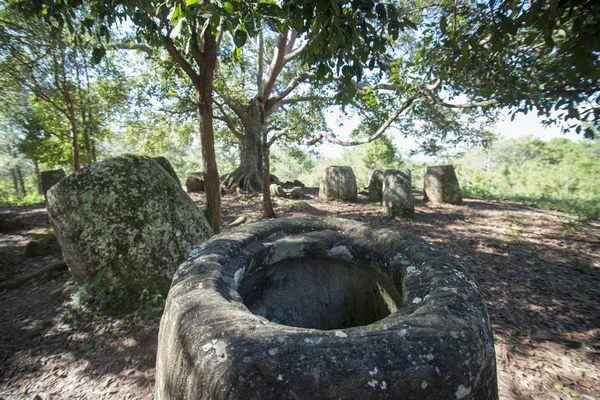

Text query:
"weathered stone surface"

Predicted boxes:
[[423, 165, 463, 205], [319, 166, 358, 202], [282, 179, 305, 188], [46, 155, 213, 292], [382, 169, 415, 218], [186, 172, 205, 193], [229, 215, 247, 227], [367, 169, 384, 202], [288, 187, 303, 199], [25, 229, 60, 257], [156, 217, 498, 400], [270, 184, 303, 199], [153, 156, 179, 182], [270, 174, 281, 185], [41, 169, 66, 196], [270, 183, 286, 198]]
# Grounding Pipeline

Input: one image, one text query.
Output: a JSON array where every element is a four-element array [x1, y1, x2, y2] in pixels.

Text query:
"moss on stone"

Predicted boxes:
[[47, 154, 213, 292]]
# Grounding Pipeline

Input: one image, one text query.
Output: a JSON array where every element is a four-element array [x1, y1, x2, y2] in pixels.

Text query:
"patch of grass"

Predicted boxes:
[[464, 189, 600, 220], [56, 273, 166, 327], [0, 193, 45, 206]]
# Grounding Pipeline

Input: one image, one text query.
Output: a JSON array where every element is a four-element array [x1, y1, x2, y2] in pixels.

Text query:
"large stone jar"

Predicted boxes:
[[156, 217, 497, 400], [41, 169, 66, 196], [319, 166, 358, 202], [46, 154, 213, 292], [423, 165, 463, 204], [382, 169, 414, 218]]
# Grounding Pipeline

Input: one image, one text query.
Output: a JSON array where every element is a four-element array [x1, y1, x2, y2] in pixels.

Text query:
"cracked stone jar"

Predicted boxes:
[[156, 217, 498, 400]]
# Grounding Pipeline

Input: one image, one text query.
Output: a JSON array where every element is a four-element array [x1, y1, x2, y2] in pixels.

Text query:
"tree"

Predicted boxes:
[[0, 9, 85, 171], [304, 0, 600, 150], [1, 5, 129, 172], [213, 25, 330, 217], [13, 0, 299, 231]]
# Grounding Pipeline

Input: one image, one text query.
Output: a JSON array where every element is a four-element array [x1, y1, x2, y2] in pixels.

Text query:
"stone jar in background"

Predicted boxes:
[[423, 165, 463, 205], [46, 154, 213, 292], [382, 169, 414, 218], [186, 172, 206, 193], [319, 166, 358, 202], [41, 169, 66, 196]]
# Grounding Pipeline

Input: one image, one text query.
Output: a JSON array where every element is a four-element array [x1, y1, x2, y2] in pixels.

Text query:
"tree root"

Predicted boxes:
[[0, 260, 68, 291], [221, 168, 264, 193]]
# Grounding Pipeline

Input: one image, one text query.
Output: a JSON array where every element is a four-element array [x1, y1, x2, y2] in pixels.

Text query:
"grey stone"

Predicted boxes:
[[41, 169, 66, 196], [282, 179, 306, 189], [319, 166, 358, 202], [153, 156, 179, 183], [156, 217, 498, 400], [46, 154, 213, 292], [270, 184, 286, 198], [382, 169, 415, 218], [229, 216, 247, 227], [424, 165, 463, 205], [367, 169, 398, 202], [186, 172, 205, 193], [270, 174, 281, 185], [25, 234, 60, 257], [288, 187, 303, 199], [367, 169, 385, 202]]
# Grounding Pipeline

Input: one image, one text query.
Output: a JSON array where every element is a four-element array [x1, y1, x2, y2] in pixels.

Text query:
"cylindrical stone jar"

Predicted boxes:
[[156, 217, 498, 400]]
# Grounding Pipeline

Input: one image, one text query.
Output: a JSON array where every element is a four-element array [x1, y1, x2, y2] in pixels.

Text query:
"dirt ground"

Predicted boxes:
[[1, 189, 598, 400]]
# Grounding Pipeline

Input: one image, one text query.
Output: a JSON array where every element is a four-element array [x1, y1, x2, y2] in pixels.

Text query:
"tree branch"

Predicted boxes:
[[105, 43, 153, 55], [265, 72, 312, 116], [306, 96, 417, 146], [267, 128, 293, 147], [262, 28, 289, 103], [214, 88, 245, 121], [161, 33, 200, 89], [353, 81, 403, 91], [213, 100, 243, 140], [189, 20, 204, 69]]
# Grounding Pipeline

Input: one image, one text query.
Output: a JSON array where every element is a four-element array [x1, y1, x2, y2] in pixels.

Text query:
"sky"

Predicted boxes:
[[321, 108, 582, 159]]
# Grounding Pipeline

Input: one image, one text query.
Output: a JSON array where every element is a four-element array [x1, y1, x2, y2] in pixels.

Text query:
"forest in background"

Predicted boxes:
[[2, 126, 599, 218], [1, 0, 599, 222]]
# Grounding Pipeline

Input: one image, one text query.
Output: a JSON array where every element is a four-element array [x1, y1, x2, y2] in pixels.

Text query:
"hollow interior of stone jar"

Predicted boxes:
[[238, 257, 403, 330]]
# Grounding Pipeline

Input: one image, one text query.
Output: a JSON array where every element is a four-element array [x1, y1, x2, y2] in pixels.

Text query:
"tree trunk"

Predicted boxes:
[[10, 168, 19, 197], [196, 30, 221, 234], [261, 127, 275, 218], [68, 110, 81, 171], [91, 139, 97, 162], [82, 110, 92, 165], [16, 165, 27, 197], [222, 98, 264, 192], [34, 161, 42, 195]]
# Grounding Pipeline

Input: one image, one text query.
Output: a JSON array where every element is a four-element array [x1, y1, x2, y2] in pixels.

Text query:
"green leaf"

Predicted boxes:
[[186, 0, 199, 5], [233, 28, 247, 47], [244, 18, 256, 37], [170, 4, 183, 22], [375, 3, 386, 19], [440, 16, 447, 35], [223, 1, 234, 13], [573, 47, 592, 76], [404, 17, 417, 30], [91, 47, 106, 65]]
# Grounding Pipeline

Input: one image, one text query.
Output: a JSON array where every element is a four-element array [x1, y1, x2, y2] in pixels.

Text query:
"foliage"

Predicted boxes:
[[65, 272, 166, 318], [415, 0, 600, 136], [0, 193, 44, 206], [456, 136, 600, 218], [271, 145, 316, 182]]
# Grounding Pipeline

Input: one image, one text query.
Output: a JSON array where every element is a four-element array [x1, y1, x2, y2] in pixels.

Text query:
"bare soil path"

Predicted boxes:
[[1, 190, 598, 399]]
